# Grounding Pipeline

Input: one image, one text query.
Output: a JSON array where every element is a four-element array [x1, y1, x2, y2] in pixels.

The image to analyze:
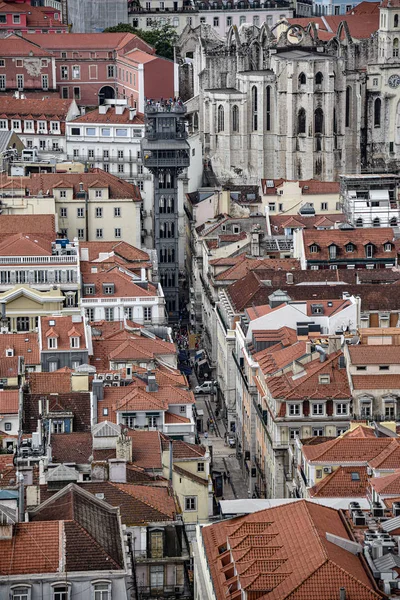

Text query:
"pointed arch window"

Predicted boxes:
[[356, 217, 363, 228], [299, 72, 306, 86], [314, 108, 324, 134], [232, 105, 239, 132], [315, 72, 323, 86], [373, 217, 380, 227], [217, 104, 224, 132], [266, 86, 271, 131], [252, 86, 258, 131], [374, 98, 381, 128], [345, 86, 351, 128], [395, 14, 399, 27], [394, 38, 399, 57], [297, 108, 306, 134]]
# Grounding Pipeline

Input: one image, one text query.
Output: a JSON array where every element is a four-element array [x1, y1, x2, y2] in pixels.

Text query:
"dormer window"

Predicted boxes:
[[345, 243, 354, 252], [310, 244, 318, 253], [70, 336, 80, 349], [328, 244, 337, 260], [84, 284, 95, 295], [384, 242, 392, 252], [13, 14, 20, 23], [319, 374, 330, 384], [365, 244, 374, 259], [48, 337, 57, 350], [103, 283, 114, 295], [6, 348, 13, 357]]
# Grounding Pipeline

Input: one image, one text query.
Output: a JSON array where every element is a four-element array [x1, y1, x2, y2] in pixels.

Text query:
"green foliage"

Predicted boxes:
[[104, 22, 178, 60]]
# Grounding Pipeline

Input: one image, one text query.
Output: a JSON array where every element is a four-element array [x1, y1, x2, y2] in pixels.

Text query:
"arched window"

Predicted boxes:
[[395, 13, 399, 27], [314, 108, 324, 134], [252, 86, 258, 131], [373, 217, 380, 227], [299, 72, 306, 86], [217, 104, 224, 132], [315, 72, 323, 85], [298, 108, 306, 134], [232, 105, 239, 132], [266, 86, 271, 131], [345, 86, 351, 127], [394, 38, 399, 57], [356, 217, 363, 227], [374, 98, 381, 128]]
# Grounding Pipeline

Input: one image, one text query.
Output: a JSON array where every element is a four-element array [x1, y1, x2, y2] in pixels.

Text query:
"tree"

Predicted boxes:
[[104, 22, 178, 60]]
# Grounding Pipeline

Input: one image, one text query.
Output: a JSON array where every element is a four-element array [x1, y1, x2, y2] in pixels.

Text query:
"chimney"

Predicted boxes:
[[109, 459, 127, 483], [286, 272, 294, 285], [315, 344, 327, 362], [146, 373, 158, 393], [339, 589, 346, 600], [116, 430, 132, 462], [129, 108, 137, 121], [92, 379, 104, 401], [99, 104, 109, 114]]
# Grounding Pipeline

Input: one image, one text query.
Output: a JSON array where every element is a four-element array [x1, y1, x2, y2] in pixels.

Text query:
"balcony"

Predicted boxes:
[[145, 104, 186, 115], [0, 255, 78, 264], [142, 150, 190, 169], [145, 130, 187, 141], [137, 585, 188, 598]]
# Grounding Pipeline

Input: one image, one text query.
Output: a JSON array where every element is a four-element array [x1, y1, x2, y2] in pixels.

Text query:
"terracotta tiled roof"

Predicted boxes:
[[309, 466, 369, 498], [0, 356, 18, 378], [164, 411, 190, 423], [24, 31, 154, 52], [0, 214, 55, 236], [323, 13, 379, 39], [0, 390, 19, 414], [255, 340, 308, 376], [160, 434, 206, 459], [40, 315, 87, 351], [215, 257, 299, 282], [349, 345, 400, 365], [369, 440, 400, 470], [174, 464, 208, 486], [0, 33, 52, 56], [127, 430, 162, 469], [347, 1, 380, 14], [261, 178, 340, 195], [50, 432, 92, 464], [73, 106, 145, 124], [351, 375, 400, 390], [370, 470, 400, 495], [27, 371, 72, 394], [0, 333, 39, 365], [201, 500, 381, 600], [0, 233, 52, 256], [303, 227, 396, 262], [82, 267, 157, 298], [0, 521, 61, 575], [0, 97, 74, 118], [344, 424, 376, 438], [302, 436, 399, 465], [80, 240, 149, 263]]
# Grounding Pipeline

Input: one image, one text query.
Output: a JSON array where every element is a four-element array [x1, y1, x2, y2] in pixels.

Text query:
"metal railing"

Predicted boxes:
[[0, 255, 77, 264]]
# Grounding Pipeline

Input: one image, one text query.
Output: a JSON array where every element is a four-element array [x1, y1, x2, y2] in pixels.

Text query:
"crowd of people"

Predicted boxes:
[[146, 97, 184, 111]]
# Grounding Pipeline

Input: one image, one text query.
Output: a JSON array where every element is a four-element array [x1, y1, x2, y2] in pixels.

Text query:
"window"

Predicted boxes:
[[366, 244, 373, 258], [62, 87, 69, 99], [86, 127, 96, 136], [379, 365, 390, 371], [356, 217, 363, 228], [12, 588, 29, 600], [395, 13, 399, 27], [356, 365, 366, 371], [231, 104, 239, 132], [17, 317, 29, 332], [70, 336, 80, 349], [298, 108, 306, 134], [320, 202, 328, 211], [101, 128, 111, 137], [73, 87, 80, 100], [312, 428, 324, 437], [315, 71, 323, 85], [105, 307, 114, 321], [17, 74, 24, 90], [103, 163, 109, 172], [96, 228, 103, 239], [374, 98, 381, 127], [118, 164, 124, 173], [12, 120, 20, 131], [0, 75, 5, 90], [337, 427, 348, 436], [144, 307, 152, 322], [96, 207, 103, 218], [86, 308, 94, 321], [329, 245, 337, 260], [77, 207, 84, 218], [384, 242, 392, 251], [53, 585, 68, 600], [345, 86, 351, 127], [266, 85, 271, 131], [115, 228, 121, 238], [70, 127, 80, 136], [150, 531, 163, 559], [336, 403, 348, 415], [197, 462, 205, 472], [288, 404, 300, 416], [227, 16, 232, 26], [373, 77, 378, 87], [312, 403, 324, 415], [213, 16, 219, 26], [117, 150, 124, 159], [116, 128, 127, 137], [252, 86, 258, 131], [299, 72, 306, 86], [93, 583, 111, 600], [217, 104, 224, 132], [114, 207, 121, 217], [107, 65, 115, 78], [185, 496, 197, 511], [150, 566, 164, 591], [4, 423, 11, 432], [394, 38, 399, 57], [385, 405, 395, 420], [314, 108, 324, 134], [77, 228, 84, 239], [60, 206, 67, 217], [316, 469, 322, 479], [72, 65, 80, 79], [42, 75, 49, 90], [95, 190, 102, 198], [0, 15, 5, 24], [48, 337, 57, 349], [289, 428, 300, 440], [310, 244, 318, 253], [13, 14, 21, 23]]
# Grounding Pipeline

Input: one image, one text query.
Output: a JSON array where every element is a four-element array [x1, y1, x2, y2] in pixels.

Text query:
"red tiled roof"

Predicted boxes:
[[261, 178, 340, 195], [349, 345, 400, 365], [369, 440, 400, 470], [0, 332, 40, 365], [347, 1, 380, 14], [309, 466, 369, 498], [0, 521, 61, 575], [303, 227, 396, 261], [0, 33, 52, 56], [27, 371, 72, 394], [303, 436, 400, 466], [40, 315, 87, 352], [0, 97, 75, 118], [24, 31, 154, 52], [127, 430, 162, 469], [202, 500, 381, 600], [352, 374, 400, 390], [370, 470, 400, 495], [73, 106, 145, 124], [50, 432, 92, 464], [164, 411, 190, 423], [215, 257, 299, 282], [0, 214, 55, 236], [255, 340, 308, 376], [160, 434, 206, 459], [80, 240, 149, 263], [82, 267, 157, 298], [324, 13, 379, 39], [0, 390, 18, 414]]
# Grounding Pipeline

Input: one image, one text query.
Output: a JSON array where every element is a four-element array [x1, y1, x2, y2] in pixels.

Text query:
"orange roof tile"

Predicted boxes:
[[28, 371, 72, 394], [309, 466, 369, 498], [127, 430, 162, 469], [73, 106, 145, 124], [82, 267, 157, 298], [80, 240, 149, 263], [0, 390, 19, 414], [349, 345, 400, 365], [303, 227, 396, 262], [0, 332, 40, 365], [351, 375, 400, 390], [0, 33, 52, 56], [370, 470, 400, 495], [303, 436, 399, 465], [40, 316, 87, 352], [0, 521, 61, 575]]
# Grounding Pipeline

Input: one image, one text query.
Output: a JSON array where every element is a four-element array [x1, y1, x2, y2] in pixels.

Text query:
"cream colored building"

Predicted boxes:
[[261, 179, 341, 216]]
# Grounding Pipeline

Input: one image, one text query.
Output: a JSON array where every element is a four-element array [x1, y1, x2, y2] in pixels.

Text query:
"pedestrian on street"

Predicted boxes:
[[207, 418, 210, 429], [227, 472, 231, 484], [223, 471, 227, 483], [204, 431, 208, 440]]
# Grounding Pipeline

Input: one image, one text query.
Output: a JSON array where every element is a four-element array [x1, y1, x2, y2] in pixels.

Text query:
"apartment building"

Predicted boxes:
[[0, 170, 142, 247], [341, 173, 400, 228], [261, 178, 342, 215], [39, 314, 90, 372], [0, 34, 56, 93], [0, 2, 66, 33], [0, 96, 80, 158]]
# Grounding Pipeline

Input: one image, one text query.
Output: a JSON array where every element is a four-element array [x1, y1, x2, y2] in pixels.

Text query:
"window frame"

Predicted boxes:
[[184, 496, 197, 511]]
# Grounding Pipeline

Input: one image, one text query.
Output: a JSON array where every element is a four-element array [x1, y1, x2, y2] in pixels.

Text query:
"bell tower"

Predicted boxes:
[[378, 0, 400, 63]]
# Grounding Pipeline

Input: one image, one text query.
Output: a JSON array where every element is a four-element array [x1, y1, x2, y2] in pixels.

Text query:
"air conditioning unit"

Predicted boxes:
[[105, 374, 113, 381], [372, 502, 385, 518], [113, 374, 121, 381], [104, 382, 112, 388], [352, 510, 366, 526], [393, 502, 400, 517], [323, 467, 332, 474], [97, 374, 105, 381], [112, 382, 119, 387]]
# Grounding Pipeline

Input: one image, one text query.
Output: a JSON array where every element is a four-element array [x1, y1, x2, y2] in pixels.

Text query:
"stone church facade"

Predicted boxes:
[[177, 1, 400, 183]]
